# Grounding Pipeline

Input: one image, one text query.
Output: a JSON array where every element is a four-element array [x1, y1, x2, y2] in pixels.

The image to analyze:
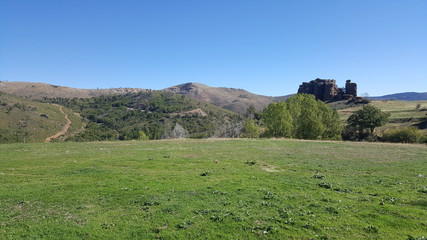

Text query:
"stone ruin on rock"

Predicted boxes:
[[297, 78, 357, 101]]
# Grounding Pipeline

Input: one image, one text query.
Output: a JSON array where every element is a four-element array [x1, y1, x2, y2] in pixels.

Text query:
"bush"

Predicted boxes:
[[382, 127, 424, 143], [240, 119, 260, 138]]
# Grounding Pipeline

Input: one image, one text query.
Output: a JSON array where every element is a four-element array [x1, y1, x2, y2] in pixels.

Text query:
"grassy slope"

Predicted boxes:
[[0, 139, 426, 239], [336, 100, 427, 134], [0, 92, 84, 143]]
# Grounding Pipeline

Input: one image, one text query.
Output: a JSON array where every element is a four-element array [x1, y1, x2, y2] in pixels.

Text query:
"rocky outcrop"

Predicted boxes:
[[170, 123, 189, 139], [345, 80, 357, 97], [297, 78, 357, 101]]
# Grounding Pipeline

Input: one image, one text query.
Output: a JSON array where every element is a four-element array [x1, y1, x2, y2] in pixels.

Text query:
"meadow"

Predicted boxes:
[[336, 100, 427, 135], [0, 139, 426, 239]]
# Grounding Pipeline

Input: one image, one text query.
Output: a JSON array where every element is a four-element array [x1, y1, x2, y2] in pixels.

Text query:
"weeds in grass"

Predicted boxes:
[[407, 236, 426, 240], [418, 187, 427, 194], [363, 225, 379, 233], [176, 220, 193, 229], [313, 174, 325, 179], [325, 206, 339, 215], [318, 182, 333, 189], [245, 160, 256, 166]]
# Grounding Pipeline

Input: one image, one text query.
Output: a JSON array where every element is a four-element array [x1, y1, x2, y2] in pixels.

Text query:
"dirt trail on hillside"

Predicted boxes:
[[45, 105, 72, 142]]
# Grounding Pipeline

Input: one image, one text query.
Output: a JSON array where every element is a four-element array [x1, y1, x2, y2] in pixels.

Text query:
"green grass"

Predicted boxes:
[[337, 100, 427, 121], [337, 100, 427, 134], [0, 139, 426, 239]]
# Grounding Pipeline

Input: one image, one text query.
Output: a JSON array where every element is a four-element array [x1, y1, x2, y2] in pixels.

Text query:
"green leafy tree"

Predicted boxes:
[[287, 94, 325, 139], [319, 103, 343, 140], [347, 105, 390, 135], [241, 119, 260, 138], [262, 101, 292, 137]]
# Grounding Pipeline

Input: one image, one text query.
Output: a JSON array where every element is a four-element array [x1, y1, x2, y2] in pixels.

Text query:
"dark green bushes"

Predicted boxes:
[[343, 105, 390, 141]]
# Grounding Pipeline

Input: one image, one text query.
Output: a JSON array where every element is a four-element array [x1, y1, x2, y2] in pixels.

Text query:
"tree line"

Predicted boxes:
[[242, 94, 426, 143]]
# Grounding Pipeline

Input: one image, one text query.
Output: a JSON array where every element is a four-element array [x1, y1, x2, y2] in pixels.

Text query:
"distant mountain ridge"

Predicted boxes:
[[369, 92, 427, 101], [0, 81, 292, 113], [163, 82, 292, 113], [3, 81, 426, 114], [0, 81, 148, 100]]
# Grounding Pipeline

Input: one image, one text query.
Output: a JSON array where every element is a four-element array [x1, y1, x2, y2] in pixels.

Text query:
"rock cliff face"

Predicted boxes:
[[345, 80, 357, 96], [297, 78, 357, 101]]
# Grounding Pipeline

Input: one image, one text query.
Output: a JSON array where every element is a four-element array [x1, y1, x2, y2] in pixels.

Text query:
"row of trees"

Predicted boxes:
[[241, 93, 419, 142], [262, 94, 342, 140]]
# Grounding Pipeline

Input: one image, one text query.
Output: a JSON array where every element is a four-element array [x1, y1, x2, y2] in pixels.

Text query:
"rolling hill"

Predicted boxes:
[[0, 89, 241, 142], [163, 82, 292, 113], [0, 91, 84, 143], [0, 81, 148, 100], [0, 81, 292, 114], [42, 91, 241, 141], [369, 92, 427, 101]]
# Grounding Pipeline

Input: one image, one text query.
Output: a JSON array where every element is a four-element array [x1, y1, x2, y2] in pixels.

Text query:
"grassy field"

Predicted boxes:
[[0, 139, 426, 239], [336, 100, 427, 134], [337, 100, 427, 121]]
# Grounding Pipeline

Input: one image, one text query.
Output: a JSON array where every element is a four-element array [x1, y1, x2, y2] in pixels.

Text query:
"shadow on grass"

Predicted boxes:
[[407, 200, 427, 207]]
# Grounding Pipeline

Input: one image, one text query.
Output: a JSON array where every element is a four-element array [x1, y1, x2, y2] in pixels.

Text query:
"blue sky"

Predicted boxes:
[[1, 0, 426, 96]]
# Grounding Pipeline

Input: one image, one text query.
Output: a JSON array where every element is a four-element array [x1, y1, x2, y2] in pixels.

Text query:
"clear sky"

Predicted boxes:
[[1, 0, 426, 96]]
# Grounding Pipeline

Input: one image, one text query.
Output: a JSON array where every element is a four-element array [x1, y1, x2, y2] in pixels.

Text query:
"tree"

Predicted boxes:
[[245, 105, 257, 119], [241, 119, 260, 138], [318, 103, 343, 140], [262, 101, 292, 137], [347, 105, 390, 134], [287, 94, 326, 139]]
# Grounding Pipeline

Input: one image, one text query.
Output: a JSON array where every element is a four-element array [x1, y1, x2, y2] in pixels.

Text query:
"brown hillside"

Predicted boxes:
[[0, 81, 147, 100], [163, 83, 292, 113], [0, 81, 292, 114]]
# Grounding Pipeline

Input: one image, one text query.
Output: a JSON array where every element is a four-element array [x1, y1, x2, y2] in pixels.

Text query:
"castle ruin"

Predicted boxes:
[[297, 78, 357, 101]]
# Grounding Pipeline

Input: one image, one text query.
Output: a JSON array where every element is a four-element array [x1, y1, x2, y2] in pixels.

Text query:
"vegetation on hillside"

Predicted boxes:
[[336, 100, 427, 143], [0, 92, 83, 143], [1, 85, 427, 144], [43, 91, 240, 141], [343, 105, 390, 141]]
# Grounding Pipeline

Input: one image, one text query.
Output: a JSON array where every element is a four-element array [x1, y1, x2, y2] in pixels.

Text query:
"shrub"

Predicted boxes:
[[382, 127, 424, 143], [240, 119, 260, 138]]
